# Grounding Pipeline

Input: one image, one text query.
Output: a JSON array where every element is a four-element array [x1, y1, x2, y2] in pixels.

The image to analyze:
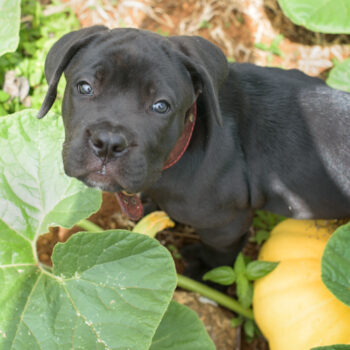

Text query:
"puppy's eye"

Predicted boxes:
[[77, 81, 93, 95], [151, 100, 170, 114]]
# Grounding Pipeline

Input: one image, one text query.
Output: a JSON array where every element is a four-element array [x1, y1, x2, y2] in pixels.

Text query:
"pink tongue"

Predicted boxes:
[[115, 192, 144, 221]]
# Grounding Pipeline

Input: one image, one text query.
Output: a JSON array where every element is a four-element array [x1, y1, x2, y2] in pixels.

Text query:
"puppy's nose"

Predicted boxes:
[[88, 130, 128, 159]]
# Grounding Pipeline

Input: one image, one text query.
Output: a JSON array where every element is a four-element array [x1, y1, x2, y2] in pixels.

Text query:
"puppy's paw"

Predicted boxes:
[[180, 243, 207, 280]]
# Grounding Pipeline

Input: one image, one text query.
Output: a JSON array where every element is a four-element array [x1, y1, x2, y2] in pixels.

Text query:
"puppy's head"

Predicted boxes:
[[39, 26, 228, 193]]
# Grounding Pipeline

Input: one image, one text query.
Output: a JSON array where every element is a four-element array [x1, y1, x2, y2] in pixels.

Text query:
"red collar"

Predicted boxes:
[[116, 102, 197, 221], [163, 102, 197, 170]]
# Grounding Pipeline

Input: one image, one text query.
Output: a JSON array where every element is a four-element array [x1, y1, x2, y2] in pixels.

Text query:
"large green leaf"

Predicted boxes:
[[0, 110, 101, 241], [321, 222, 350, 307], [278, 0, 350, 34], [0, 0, 21, 56], [1, 230, 177, 349], [150, 301, 216, 350], [326, 59, 350, 93]]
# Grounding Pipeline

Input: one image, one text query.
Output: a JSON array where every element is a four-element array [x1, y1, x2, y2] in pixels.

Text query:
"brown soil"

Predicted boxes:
[[37, 1, 350, 349]]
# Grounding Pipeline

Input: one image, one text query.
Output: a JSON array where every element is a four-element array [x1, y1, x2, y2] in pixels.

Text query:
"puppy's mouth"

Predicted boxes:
[[79, 165, 123, 192], [78, 164, 144, 221], [115, 191, 143, 221]]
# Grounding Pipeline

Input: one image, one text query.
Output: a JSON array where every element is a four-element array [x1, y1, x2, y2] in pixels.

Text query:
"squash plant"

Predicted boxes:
[[202, 252, 278, 341], [277, 0, 350, 34], [277, 0, 350, 93], [0, 110, 216, 350], [253, 219, 350, 350]]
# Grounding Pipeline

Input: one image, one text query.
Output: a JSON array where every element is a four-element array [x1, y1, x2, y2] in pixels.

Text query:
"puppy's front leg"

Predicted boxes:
[[181, 210, 253, 281]]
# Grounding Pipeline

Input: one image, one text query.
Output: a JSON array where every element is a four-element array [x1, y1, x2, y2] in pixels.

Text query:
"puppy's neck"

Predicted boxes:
[[163, 102, 197, 170]]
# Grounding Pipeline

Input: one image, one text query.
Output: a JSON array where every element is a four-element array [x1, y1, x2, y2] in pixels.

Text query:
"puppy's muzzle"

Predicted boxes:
[[87, 128, 128, 161]]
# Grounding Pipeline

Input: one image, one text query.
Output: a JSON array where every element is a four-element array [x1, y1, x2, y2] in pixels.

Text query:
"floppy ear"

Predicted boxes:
[[168, 36, 228, 126], [38, 25, 108, 119]]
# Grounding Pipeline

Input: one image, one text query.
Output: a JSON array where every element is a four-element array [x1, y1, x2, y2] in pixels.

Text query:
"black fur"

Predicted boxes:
[[39, 26, 350, 277]]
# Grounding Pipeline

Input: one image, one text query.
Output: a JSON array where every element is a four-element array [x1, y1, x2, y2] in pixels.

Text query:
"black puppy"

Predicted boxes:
[[39, 26, 350, 277]]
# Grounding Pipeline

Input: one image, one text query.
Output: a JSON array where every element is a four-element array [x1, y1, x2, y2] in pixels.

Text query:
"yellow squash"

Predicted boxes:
[[253, 219, 350, 350], [132, 211, 175, 238]]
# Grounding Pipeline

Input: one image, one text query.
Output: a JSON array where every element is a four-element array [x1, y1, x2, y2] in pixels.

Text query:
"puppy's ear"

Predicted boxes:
[[38, 25, 108, 119], [168, 36, 228, 126]]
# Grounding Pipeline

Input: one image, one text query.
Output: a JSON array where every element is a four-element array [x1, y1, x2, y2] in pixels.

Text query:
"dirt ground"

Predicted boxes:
[[59, 0, 350, 74], [37, 1, 350, 349]]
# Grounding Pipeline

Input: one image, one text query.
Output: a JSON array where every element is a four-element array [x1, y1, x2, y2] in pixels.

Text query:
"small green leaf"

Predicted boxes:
[[326, 58, 350, 93], [234, 253, 246, 274], [311, 345, 350, 350], [253, 210, 285, 231], [254, 42, 269, 51], [156, 28, 170, 37], [271, 34, 284, 45], [234, 253, 254, 308], [236, 274, 253, 309], [270, 34, 284, 56], [246, 261, 279, 280], [203, 266, 236, 285], [254, 35, 283, 57], [0, 0, 21, 56], [250, 229, 270, 245], [243, 319, 255, 339], [322, 222, 350, 307], [167, 244, 182, 259], [150, 301, 215, 350], [278, 0, 350, 34], [199, 20, 211, 29], [231, 316, 244, 328]]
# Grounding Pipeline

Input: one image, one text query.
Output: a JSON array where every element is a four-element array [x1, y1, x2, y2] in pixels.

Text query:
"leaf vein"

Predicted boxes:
[[9, 272, 42, 350], [60, 283, 112, 350]]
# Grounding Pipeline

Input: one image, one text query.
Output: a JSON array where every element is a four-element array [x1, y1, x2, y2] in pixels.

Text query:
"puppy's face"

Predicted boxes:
[[39, 27, 228, 193], [61, 34, 194, 193]]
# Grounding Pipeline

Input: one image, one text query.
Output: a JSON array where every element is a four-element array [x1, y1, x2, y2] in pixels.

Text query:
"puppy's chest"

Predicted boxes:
[[147, 185, 237, 229]]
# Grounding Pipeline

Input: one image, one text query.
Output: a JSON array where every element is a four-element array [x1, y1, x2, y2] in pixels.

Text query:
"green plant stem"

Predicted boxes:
[[78, 219, 254, 319], [77, 219, 104, 232], [177, 274, 254, 319]]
